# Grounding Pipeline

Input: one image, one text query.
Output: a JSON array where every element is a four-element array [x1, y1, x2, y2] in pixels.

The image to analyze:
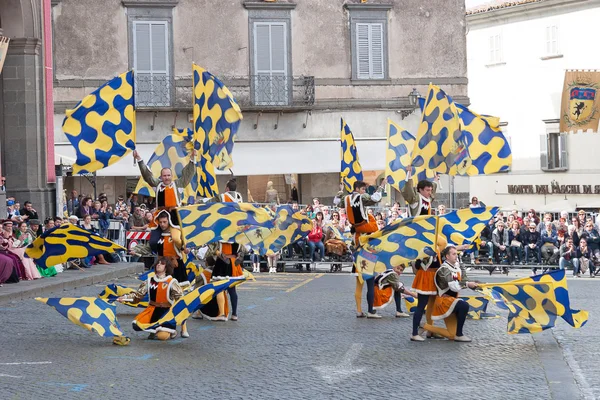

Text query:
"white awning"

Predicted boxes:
[[54, 139, 387, 176]]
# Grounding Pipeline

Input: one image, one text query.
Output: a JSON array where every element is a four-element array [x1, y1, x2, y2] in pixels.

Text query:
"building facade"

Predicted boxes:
[[467, 0, 600, 212], [2, 0, 471, 215]]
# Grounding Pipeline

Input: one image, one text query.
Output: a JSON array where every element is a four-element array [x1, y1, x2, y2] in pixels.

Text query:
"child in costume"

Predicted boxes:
[[334, 180, 383, 318], [116, 257, 184, 341], [373, 264, 417, 317]]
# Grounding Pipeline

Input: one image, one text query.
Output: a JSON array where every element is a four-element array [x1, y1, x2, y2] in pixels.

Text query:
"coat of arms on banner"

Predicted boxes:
[[560, 71, 600, 133]]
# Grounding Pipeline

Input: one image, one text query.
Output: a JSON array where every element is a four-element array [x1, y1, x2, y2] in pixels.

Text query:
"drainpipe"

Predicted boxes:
[[43, 0, 55, 183]]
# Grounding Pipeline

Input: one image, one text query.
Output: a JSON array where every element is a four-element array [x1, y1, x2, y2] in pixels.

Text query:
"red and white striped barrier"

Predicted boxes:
[[126, 231, 150, 240]]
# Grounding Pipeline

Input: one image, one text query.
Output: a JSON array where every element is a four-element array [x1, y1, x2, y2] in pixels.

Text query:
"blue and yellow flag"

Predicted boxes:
[[25, 224, 126, 269], [240, 205, 313, 256], [357, 215, 438, 280], [134, 128, 199, 205], [385, 120, 415, 191], [177, 203, 275, 249], [134, 276, 247, 332], [63, 70, 136, 174], [340, 118, 364, 192], [413, 85, 512, 176], [98, 284, 148, 308], [403, 294, 497, 319], [192, 63, 242, 171], [480, 269, 588, 334], [196, 152, 219, 198], [36, 297, 124, 337], [438, 206, 499, 246]]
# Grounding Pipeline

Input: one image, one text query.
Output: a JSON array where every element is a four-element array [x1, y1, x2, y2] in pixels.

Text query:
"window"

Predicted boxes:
[[253, 22, 289, 106], [545, 24, 559, 56], [489, 33, 503, 64], [347, 4, 390, 81], [133, 21, 170, 107], [540, 132, 568, 171]]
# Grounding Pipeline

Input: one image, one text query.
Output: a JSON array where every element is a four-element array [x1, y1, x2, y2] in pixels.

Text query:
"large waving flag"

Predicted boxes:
[[196, 152, 219, 198], [357, 215, 438, 280], [240, 206, 313, 256], [134, 128, 199, 204], [438, 206, 499, 246], [63, 71, 136, 174], [385, 120, 415, 191], [134, 276, 247, 332], [36, 297, 124, 337], [412, 84, 512, 176], [340, 118, 363, 192], [177, 203, 275, 249], [192, 63, 242, 171], [25, 224, 126, 269], [98, 284, 148, 308], [479, 269, 588, 334]]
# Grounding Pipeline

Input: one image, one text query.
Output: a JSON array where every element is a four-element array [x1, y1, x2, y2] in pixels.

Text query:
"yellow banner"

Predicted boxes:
[[560, 70, 600, 133]]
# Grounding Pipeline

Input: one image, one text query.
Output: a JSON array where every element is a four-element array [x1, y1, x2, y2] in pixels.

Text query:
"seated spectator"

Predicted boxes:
[[520, 216, 531, 236], [321, 206, 331, 223], [387, 210, 400, 225], [305, 205, 315, 220], [492, 221, 510, 273], [20, 201, 39, 222], [559, 238, 579, 273], [577, 210, 586, 226], [576, 239, 595, 278], [437, 204, 446, 216], [0, 227, 21, 284], [91, 201, 110, 238], [555, 211, 569, 232], [376, 219, 386, 230], [527, 209, 540, 226], [5, 221, 40, 280], [324, 225, 347, 257], [506, 214, 515, 227], [581, 221, 600, 260], [469, 197, 485, 208], [43, 218, 55, 233], [523, 222, 542, 273], [81, 215, 110, 265], [77, 197, 93, 219], [509, 220, 523, 265], [477, 218, 495, 262], [307, 212, 325, 270], [570, 218, 583, 247], [537, 213, 555, 234], [540, 221, 559, 265], [511, 210, 523, 224], [29, 219, 42, 237], [128, 206, 147, 231], [143, 211, 154, 227]]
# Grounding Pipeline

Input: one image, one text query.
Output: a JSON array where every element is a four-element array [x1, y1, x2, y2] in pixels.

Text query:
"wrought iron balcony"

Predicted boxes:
[[135, 74, 315, 110]]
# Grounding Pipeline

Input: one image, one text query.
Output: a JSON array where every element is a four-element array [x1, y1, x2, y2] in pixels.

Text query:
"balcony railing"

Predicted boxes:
[[135, 75, 315, 110]]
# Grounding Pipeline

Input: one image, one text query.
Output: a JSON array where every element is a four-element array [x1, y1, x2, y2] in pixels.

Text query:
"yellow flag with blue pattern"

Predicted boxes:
[[36, 297, 124, 337], [385, 119, 415, 191], [412, 84, 512, 176], [340, 118, 364, 192], [438, 206, 500, 246], [98, 284, 148, 308], [26, 224, 126, 269], [63, 70, 136, 174], [193, 63, 242, 171], [479, 269, 588, 334]]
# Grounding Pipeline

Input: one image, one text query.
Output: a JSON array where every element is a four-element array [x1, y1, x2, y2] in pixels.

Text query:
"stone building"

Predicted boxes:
[[2, 0, 471, 214]]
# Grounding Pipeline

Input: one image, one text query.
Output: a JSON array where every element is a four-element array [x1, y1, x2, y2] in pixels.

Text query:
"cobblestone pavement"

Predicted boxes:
[[0, 271, 595, 399]]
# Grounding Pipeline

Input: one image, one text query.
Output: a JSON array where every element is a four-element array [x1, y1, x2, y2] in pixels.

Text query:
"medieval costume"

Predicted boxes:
[[149, 211, 189, 286], [373, 268, 416, 317], [411, 256, 441, 341], [334, 184, 383, 318], [401, 178, 439, 217]]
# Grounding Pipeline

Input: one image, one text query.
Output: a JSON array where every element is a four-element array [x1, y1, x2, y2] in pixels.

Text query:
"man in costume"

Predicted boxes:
[[149, 211, 190, 338], [133, 149, 196, 224], [373, 264, 418, 317], [201, 179, 245, 321], [401, 175, 439, 217], [334, 180, 383, 318], [116, 257, 184, 342], [426, 245, 479, 342]]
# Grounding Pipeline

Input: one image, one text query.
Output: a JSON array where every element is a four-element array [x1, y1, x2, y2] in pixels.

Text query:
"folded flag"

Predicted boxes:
[[479, 269, 588, 334], [63, 70, 136, 174], [177, 203, 275, 249], [98, 284, 148, 308], [36, 297, 124, 337], [193, 63, 242, 171], [340, 118, 363, 192], [25, 224, 126, 269]]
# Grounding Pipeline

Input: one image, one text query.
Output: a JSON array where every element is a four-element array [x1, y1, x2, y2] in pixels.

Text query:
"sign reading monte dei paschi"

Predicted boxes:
[[508, 183, 600, 195]]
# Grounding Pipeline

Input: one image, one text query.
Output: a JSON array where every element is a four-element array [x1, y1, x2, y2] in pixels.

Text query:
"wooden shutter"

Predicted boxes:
[[356, 23, 385, 79], [559, 133, 568, 169], [370, 23, 384, 79], [253, 22, 288, 106], [133, 21, 169, 107], [540, 134, 548, 170]]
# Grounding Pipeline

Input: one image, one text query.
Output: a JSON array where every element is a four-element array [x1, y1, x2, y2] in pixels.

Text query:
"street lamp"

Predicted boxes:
[[408, 87, 420, 107]]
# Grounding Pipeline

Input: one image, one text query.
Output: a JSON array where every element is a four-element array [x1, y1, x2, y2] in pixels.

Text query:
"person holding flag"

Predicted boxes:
[[334, 180, 384, 318], [133, 149, 197, 225], [401, 173, 440, 217]]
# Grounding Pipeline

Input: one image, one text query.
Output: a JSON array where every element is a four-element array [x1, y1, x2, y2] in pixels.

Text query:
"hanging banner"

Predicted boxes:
[[560, 70, 600, 133], [0, 37, 10, 76]]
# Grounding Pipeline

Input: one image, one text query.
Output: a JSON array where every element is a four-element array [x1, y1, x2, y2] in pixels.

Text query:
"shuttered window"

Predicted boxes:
[[356, 23, 384, 79], [489, 33, 503, 64], [133, 21, 170, 107], [253, 22, 289, 106], [545, 25, 559, 56], [541, 133, 568, 171]]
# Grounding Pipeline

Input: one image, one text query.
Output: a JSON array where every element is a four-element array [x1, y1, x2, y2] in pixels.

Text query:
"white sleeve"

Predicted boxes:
[[333, 197, 341, 206], [448, 280, 462, 293], [371, 192, 382, 202]]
